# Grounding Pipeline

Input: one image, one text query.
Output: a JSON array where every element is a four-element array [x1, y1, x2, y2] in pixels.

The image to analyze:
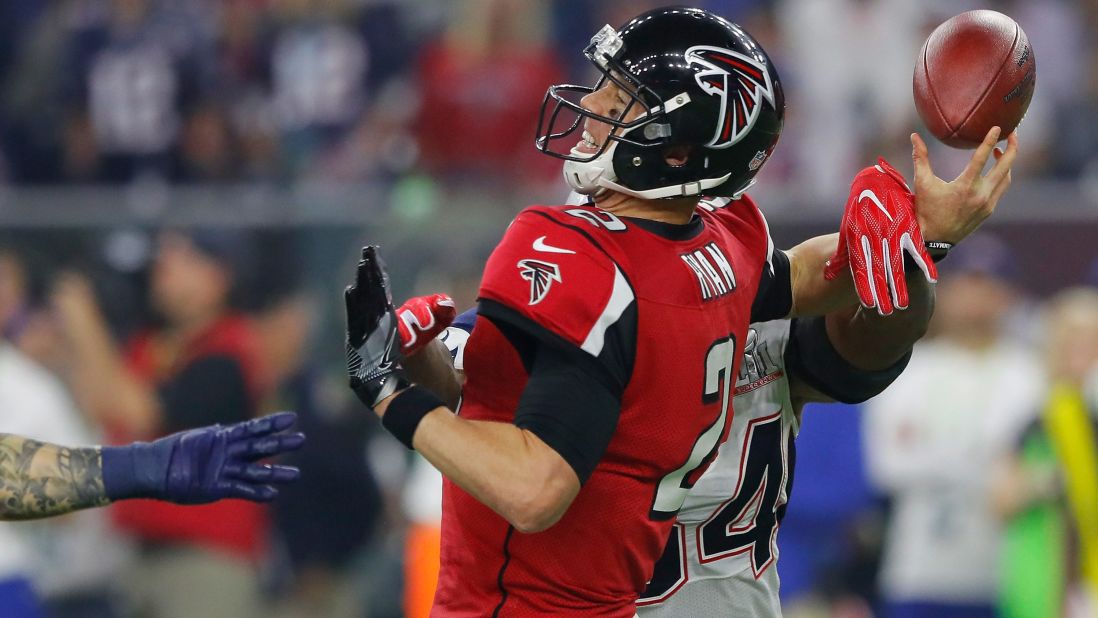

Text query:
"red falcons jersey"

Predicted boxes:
[[432, 198, 788, 617]]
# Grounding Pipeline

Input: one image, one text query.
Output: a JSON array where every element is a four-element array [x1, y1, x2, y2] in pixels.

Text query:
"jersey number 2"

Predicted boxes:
[[649, 336, 737, 520]]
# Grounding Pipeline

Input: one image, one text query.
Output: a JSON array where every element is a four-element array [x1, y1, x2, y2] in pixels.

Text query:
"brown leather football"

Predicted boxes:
[[913, 10, 1036, 149]]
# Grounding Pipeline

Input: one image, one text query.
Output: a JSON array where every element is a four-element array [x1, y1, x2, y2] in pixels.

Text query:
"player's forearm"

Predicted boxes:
[[1, 414, 304, 519], [71, 367, 160, 435], [825, 273, 935, 370], [0, 434, 109, 520], [402, 339, 463, 410], [411, 408, 579, 533], [63, 313, 160, 434], [787, 234, 858, 318]]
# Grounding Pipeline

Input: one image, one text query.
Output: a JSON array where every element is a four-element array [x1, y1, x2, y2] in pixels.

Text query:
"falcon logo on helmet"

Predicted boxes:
[[517, 259, 562, 306], [686, 46, 778, 149]]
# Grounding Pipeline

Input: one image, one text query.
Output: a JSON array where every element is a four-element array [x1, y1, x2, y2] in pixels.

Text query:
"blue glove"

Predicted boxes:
[[102, 412, 305, 504]]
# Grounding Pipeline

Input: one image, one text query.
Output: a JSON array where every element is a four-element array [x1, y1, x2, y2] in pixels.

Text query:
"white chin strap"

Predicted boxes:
[[562, 140, 618, 197], [562, 136, 735, 200]]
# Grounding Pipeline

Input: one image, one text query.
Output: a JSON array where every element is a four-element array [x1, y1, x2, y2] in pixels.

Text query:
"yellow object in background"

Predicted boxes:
[[1045, 385, 1098, 596]]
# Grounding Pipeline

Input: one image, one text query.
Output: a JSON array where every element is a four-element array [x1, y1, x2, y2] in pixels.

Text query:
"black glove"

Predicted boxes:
[[345, 246, 412, 408]]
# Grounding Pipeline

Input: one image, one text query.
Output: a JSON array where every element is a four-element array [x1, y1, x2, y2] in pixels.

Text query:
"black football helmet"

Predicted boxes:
[[535, 6, 785, 200]]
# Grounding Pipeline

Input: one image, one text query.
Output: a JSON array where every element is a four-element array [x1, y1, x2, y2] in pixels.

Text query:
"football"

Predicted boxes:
[[913, 10, 1036, 149]]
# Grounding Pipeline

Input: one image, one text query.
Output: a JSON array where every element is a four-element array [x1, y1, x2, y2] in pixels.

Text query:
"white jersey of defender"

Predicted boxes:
[[637, 319, 798, 618]]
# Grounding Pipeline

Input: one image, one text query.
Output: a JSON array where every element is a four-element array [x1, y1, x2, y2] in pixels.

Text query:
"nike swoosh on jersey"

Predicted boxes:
[[532, 236, 576, 254], [858, 189, 893, 222]]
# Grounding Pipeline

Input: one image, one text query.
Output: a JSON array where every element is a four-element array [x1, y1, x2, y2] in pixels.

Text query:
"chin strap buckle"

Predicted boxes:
[[680, 181, 703, 196], [644, 123, 672, 140]]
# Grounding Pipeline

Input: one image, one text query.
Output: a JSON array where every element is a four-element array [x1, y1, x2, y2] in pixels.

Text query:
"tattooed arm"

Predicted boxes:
[[0, 413, 305, 521], [0, 434, 107, 520]]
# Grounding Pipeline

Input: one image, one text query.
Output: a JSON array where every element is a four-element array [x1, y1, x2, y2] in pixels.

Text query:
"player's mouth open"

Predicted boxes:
[[573, 130, 602, 155]]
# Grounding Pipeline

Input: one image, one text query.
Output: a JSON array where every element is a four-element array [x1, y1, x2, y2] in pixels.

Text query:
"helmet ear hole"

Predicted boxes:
[[663, 145, 692, 168]]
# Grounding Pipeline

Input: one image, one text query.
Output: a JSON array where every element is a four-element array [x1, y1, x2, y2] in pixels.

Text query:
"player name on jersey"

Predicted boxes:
[[681, 241, 737, 301]]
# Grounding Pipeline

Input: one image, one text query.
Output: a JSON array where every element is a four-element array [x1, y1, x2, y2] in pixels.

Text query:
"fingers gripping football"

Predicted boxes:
[[825, 158, 937, 316], [910, 128, 1018, 244]]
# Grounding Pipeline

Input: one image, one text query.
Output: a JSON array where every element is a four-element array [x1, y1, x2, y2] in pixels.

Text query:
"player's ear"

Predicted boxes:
[[663, 144, 692, 167]]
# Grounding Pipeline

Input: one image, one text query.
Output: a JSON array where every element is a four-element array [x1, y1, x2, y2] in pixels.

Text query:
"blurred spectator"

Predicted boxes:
[[0, 250, 29, 341], [0, 0, 1087, 192], [413, 0, 563, 184], [60, 0, 214, 183], [265, 0, 369, 179], [1051, 35, 1098, 185], [51, 229, 270, 618], [177, 103, 239, 182], [209, 0, 280, 181], [1004, 0, 1084, 177], [269, 384, 380, 618], [269, 1, 366, 134], [0, 1, 67, 184], [0, 247, 128, 618], [255, 295, 383, 618], [863, 234, 1043, 618], [0, 241, 75, 372], [258, 0, 418, 182], [992, 288, 1098, 618], [775, 0, 928, 202]]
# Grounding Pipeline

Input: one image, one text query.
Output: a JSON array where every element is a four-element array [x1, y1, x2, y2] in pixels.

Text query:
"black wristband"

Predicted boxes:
[[382, 385, 445, 449], [924, 241, 953, 263]]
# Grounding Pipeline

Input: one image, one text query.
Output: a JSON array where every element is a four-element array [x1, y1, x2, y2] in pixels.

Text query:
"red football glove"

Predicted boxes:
[[395, 293, 457, 356], [824, 158, 937, 316]]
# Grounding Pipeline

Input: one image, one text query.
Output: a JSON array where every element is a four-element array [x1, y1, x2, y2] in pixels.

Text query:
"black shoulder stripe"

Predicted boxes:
[[750, 248, 792, 323], [479, 299, 629, 396]]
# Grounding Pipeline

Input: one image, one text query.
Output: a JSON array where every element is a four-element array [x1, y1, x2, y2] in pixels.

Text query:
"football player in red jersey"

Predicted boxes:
[[392, 142, 1016, 617], [344, 7, 1017, 616]]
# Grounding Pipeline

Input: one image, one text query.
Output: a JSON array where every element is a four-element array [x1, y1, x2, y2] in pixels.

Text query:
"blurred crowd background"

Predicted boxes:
[[1, 0, 1097, 617]]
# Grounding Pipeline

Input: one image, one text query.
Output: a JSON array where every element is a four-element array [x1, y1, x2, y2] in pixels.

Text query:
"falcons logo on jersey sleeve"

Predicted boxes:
[[517, 259, 562, 306], [686, 45, 777, 149]]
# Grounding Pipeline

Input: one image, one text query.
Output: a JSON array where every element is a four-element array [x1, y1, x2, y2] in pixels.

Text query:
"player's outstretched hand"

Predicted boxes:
[[911, 126, 1018, 244], [825, 158, 936, 316], [345, 246, 412, 410], [102, 412, 305, 504], [397, 293, 457, 356]]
